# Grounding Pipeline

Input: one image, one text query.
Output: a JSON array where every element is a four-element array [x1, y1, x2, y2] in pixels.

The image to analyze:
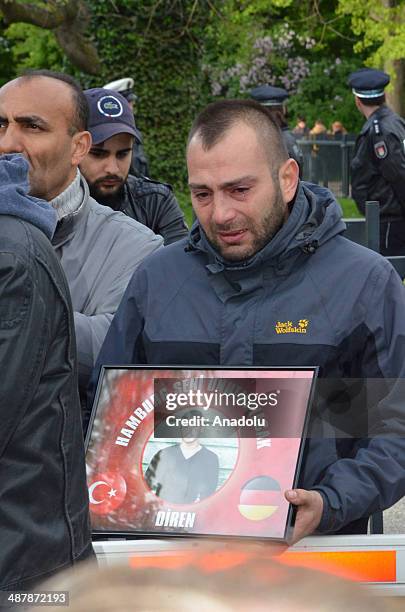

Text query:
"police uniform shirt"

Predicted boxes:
[[351, 105, 405, 220]]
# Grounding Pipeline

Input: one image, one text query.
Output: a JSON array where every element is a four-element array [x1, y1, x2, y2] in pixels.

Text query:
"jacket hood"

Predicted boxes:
[[187, 181, 346, 273], [0, 154, 57, 239]]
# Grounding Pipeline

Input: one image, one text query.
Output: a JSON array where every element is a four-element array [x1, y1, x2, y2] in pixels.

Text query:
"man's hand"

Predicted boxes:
[[285, 489, 324, 545]]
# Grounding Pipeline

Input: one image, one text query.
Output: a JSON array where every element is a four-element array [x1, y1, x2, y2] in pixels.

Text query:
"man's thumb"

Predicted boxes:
[[285, 489, 303, 504]]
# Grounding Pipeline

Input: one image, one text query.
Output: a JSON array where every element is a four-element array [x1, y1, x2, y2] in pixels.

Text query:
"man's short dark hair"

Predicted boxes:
[[187, 99, 288, 172], [20, 69, 89, 134], [358, 94, 386, 107]]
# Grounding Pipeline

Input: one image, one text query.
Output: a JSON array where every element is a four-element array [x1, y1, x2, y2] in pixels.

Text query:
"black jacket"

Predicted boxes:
[[351, 106, 405, 221], [121, 175, 188, 245], [0, 200, 93, 588], [130, 137, 149, 177]]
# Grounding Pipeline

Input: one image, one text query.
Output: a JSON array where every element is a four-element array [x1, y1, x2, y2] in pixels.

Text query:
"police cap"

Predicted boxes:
[[348, 68, 390, 99], [250, 85, 289, 106], [103, 77, 138, 103]]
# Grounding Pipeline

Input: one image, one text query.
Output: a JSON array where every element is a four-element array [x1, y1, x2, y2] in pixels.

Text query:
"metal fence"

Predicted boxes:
[[297, 135, 356, 198], [344, 201, 405, 278]]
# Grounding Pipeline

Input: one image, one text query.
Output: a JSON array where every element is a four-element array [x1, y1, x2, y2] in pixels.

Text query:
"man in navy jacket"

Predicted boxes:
[[92, 100, 405, 542]]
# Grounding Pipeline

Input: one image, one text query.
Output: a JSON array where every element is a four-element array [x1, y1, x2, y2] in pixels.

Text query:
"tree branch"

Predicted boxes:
[[312, 0, 357, 42], [0, 0, 65, 28]]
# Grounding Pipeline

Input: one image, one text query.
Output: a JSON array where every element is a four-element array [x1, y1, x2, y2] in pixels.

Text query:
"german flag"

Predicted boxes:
[[238, 476, 281, 521]]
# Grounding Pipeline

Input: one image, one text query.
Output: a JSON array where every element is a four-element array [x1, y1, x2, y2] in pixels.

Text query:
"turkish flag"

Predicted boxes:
[[88, 472, 127, 515]]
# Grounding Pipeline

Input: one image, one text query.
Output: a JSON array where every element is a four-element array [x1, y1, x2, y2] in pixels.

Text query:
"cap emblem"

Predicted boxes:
[[97, 95, 123, 118]]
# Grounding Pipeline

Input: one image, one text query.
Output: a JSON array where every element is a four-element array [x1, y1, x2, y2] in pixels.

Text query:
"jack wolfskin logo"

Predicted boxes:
[[275, 319, 309, 334]]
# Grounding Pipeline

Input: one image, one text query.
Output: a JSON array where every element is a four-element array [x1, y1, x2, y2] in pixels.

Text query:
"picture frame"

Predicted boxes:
[[86, 365, 318, 543]]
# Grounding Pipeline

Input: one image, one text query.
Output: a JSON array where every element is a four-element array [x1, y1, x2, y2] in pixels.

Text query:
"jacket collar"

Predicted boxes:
[[52, 177, 89, 248], [360, 105, 391, 135]]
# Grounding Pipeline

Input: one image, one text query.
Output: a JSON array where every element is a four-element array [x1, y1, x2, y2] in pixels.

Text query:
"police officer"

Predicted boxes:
[[348, 68, 405, 256], [104, 76, 150, 177], [250, 85, 303, 176]]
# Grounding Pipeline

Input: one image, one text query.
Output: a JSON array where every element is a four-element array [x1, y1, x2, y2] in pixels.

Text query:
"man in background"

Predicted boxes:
[[293, 116, 309, 137], [80, 88, 188, 245], [349, 67, 405, 255], [250, 84, 303, 176], [104, 76, 149, 176]]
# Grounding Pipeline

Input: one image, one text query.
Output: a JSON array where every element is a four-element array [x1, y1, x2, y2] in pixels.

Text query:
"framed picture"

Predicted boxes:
[[86, 366, 317, 543]]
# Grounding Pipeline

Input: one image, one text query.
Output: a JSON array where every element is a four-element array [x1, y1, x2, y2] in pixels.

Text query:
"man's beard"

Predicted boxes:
[[88, 179, 126, 211], [206, 185, 287, 262]]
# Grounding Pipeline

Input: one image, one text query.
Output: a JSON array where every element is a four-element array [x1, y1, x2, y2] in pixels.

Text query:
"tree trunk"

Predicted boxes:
[[382, 0, 405, 116], [385, 58, 405, 117]]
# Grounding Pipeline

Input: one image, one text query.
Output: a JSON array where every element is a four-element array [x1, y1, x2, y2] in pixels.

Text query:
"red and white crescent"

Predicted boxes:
[[88, 480, 109, 504]]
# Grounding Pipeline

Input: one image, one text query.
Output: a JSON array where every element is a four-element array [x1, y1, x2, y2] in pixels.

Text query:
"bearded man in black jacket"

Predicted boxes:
[[80, 88, 188, 245]]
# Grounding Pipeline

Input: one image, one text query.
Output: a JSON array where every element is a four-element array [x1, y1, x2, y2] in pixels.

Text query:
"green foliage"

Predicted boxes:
[[0, 23, 14, 86], [201, 1, 366, 133], [176, 190, 193, 226], [0, 0, 382, 206], [204, 24, 316, 98], [287, 58, 364, 133], [83, 0, 215, 195], [5, 23, 64, 73], [339, 197, 361, 218], [1, 20, 83, 79], [338, 0, 405, 66]]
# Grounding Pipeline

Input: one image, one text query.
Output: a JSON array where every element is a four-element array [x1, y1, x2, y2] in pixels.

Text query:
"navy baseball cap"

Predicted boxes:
[[348, 68, 390, 98], [250, 85, 289, 106], [84, 88, 138, 145]]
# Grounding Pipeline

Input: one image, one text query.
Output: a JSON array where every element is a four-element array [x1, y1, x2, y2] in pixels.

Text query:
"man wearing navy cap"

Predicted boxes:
[[104, 76, 149, 176], [349, 68, 405, 255], [80, 88, 188, 245], [250, 85, 303, 175]]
